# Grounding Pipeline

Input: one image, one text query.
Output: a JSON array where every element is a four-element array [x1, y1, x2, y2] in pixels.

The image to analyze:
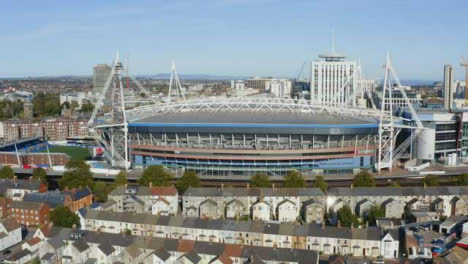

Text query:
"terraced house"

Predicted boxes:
[[107, 184, 178, 215], [0, 177, 47, 201], [327, 186, 468, 219], [31, 226, 319, 264], [81, 210, 399, 259], [183, 186, 325, 223]]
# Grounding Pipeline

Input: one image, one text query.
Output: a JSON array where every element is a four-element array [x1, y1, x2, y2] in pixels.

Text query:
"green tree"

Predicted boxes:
[[352, 170, 376, 187], [337, 205, 357, 228], [114, 171, 128, 186], [363, 205, 385, 226], [0, 166, 14, 179], [250, 173, 272, 188], [175, 170, 201, 193], [93, 181, 110, 202], [312, 175, 328, 192], [456, 174, 468, 186], [49, 206, 80, 228], [423, 175, 439, 186], [284, 170, 306, 188], [138, 165, 173, 186], [388, 181, 401, 187], [80, 101, 94, 113], [32, 92, 61, 117], [70, 101, 79, 113], [32, 167, 48, 185], [27, 258, 40, 264], [59, 160, 93, 190]]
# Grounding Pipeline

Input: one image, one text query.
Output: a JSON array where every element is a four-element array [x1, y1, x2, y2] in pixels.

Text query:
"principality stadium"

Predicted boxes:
[[90, 54, 421, 181], [125, 97, 380, 179]]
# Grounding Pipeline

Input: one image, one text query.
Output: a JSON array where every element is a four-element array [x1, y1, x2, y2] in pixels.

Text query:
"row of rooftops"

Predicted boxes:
[[83, 209, 395, 241], [109, 185, 178, 196], [23, 187, 92, 208], [39, 226, 319, 263], [0, 178, 45, 195], [182, 186, 468, 197]]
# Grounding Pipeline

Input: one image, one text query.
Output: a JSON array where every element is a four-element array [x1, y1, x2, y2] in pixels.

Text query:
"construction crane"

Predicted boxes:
[[461, 57, 468, 100]]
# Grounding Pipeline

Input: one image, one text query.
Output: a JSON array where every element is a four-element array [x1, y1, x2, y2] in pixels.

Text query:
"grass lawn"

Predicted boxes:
[[41, 146, 91, 161]]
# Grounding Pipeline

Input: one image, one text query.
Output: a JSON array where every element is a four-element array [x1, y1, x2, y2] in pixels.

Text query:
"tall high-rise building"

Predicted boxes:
[[310, 52, 358, 107], [443, 64, 454, 110], [93, 64, 112, 95], [23, 100, 33, 120]]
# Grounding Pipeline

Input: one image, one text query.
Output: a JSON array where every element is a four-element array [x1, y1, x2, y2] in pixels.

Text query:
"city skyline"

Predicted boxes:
[[1, 0, 467, 80]]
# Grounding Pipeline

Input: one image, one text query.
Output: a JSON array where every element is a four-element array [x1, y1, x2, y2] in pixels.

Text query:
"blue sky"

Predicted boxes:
[[1, 0, 467, 81]]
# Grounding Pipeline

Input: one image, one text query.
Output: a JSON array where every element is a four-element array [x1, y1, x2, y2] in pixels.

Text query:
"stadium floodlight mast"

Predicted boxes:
[[376, 51, 424, 172], [88, 52, 155, 170], [167, 60, 185, 102]]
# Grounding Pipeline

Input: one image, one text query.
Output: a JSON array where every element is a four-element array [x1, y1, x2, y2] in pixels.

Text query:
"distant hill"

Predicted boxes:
[[136, 73, 248, 80], [399, 80, 438, 86]]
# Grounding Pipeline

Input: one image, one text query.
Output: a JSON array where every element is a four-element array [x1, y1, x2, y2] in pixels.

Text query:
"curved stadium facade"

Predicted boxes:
[[128, 109, 379, 180]]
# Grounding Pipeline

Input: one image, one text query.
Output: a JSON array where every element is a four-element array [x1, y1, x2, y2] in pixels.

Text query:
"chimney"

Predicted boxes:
[[365, 221, 369, 228], [272, 183, 275, 190], [13, 176, 17, 182], [424, 183, 426, 189], [72, 224, 77, 230], [247, 183, 250, 189], [48, 222, 54, 229], [149, 181, 152, 188], [29, 176, 32, 181], [350, 184, 353, 189], [321, 220, 325, 229], [124, 183, 128, 189], [337, 220, 341, 228], [221, 184, 224, 190]]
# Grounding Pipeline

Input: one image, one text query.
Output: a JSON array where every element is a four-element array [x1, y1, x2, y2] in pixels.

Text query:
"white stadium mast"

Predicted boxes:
[[88, 52, 155, 170], [376, 51, 424, 172], [167, 60, 185, 102]]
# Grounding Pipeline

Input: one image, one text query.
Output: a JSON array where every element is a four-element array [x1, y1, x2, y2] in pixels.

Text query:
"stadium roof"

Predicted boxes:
[[128, 111, 379, 135], [130, 111, 377, 126]]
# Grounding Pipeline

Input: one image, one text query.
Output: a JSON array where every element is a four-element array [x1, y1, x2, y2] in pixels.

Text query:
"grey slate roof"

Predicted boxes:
[[328, 186, 468, 197], [72, 239, 90, 252], [98, 242, 115, 256], [11, 200, 46, 210], [41, 252, 54, 260], [84, 210, 386, 241], [45, 228, 319, 264], [0, 178, 42, 195], [24, 191, 66, 208], [184, 187, 324, 197], [183, 251, 202, 263], [153, 248, 171, 261]]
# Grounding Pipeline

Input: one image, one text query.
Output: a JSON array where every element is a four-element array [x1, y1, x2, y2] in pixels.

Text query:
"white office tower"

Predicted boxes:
[[310, 51, 358, 107], [443, 64, 454, 110], [266, 79, 292, 98], [93, 64, 112, 95]]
